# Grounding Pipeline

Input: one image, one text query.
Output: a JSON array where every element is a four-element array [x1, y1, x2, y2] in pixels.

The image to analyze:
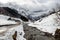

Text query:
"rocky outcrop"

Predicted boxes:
[[54, 29, 60, 40]]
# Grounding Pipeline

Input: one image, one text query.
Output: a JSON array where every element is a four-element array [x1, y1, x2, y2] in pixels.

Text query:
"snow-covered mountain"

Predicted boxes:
[[28, 13, 59, 35], [0, 0, 60, 40], [0, 0, 60, 21]]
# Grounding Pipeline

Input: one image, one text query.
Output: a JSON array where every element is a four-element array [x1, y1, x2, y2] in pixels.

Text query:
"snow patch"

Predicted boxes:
[[0, 15, 17, 25]]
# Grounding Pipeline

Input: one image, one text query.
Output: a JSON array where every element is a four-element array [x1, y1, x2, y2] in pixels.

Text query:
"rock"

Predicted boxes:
[[12, 31, 17, 40], [54, 29, 60, 40]]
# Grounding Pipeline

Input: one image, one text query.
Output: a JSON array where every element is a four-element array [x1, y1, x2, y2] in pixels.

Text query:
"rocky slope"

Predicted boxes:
[[23, 23, 55, 40]]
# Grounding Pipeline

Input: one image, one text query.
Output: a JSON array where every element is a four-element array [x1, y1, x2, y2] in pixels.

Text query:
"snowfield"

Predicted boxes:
[[0, 15, 26, 40]]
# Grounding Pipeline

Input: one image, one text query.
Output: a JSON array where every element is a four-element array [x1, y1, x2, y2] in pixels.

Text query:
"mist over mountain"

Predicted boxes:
[[0, 0, 60, 21]]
